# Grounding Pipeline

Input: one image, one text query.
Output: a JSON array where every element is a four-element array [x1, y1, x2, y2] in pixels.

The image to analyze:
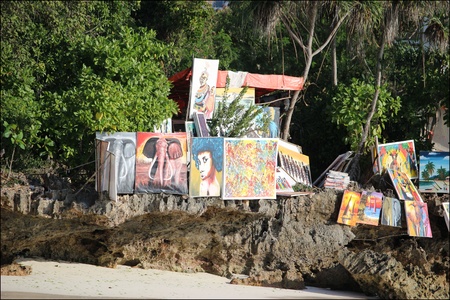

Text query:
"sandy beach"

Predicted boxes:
[[1, 258, 377, 299]]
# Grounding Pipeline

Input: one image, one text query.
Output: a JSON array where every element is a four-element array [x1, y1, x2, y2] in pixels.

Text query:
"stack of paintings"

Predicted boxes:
[[313, 151, 353, 188]]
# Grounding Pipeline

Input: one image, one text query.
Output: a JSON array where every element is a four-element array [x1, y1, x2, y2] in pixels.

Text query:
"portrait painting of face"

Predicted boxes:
[[189, 137, 224, 197]]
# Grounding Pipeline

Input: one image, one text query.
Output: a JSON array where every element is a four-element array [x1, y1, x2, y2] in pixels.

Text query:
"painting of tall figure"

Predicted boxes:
[[222, 138, 278, 200], [135, 132, 188, 195], [189, 137, 224, 197], [404, 200, 432, 238], [188, 58, 219, 120]]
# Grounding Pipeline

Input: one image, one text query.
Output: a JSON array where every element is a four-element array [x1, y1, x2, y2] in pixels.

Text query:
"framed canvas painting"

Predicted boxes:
[[418, 151, 449, 193], [357, 191, 383, 226], [376, 140, 418, 179], [247, 107, 280, 138], [188, 58, 219, 120], [275, 167, 296, 194], [153, 118, 172, 134], [222, 138, 278, 200], [278, 140, 312, 187], [189, 137, 224, 197], [193, 112, 210, 137], [337, 190, 361, 226], [387, 169, 423, 202], [95, 132, 136, 195], [380, 197, 402, 227], [404, 200, 432, 238], [135, 132, 188, 195], [442, 202, 450, 232]]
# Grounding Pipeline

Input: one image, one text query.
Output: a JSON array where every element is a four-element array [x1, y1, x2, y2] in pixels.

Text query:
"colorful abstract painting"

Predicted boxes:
[[337, 190, 361, 226], [278, 140, 312, 187], [380, 197, 402, 227], [189, 137, 224, 198], [95, 132, 136, 195], [376, 140, 418, 179], [404, 200, 433, 238], [135, 132, 188, 195], [388, 169, 423, 202], [418, 151, 450, 193], [188, 58, 219, 120], [357, 191, 383, 226], [222, 138, 278, 200]]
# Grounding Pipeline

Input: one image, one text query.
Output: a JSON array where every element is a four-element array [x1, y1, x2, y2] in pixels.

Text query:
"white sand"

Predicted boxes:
[[1, 258, 377, 299]]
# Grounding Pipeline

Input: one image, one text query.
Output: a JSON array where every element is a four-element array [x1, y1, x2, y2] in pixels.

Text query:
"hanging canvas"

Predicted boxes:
[[222, 138, 278, 200], [376, 140, 418, 179], [387, 169, 423, 202], [189, 137, 224, 197], [278, 140, 312, 187], [404, 200, 433, 238], [275, 167, 296, 194], [442, 202, 450, 232], [337, 190, 361, 226], [135, 132, 188, 195], [247, 107, 280, 138], [188, 58, 219, 120], [95, 132, 136, 195], [418, 151, 450, 193], [380, 197, 402, 227], [357, 191, 383, 226]]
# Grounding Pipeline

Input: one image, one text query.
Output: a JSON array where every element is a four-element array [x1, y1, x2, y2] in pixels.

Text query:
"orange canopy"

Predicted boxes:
[[168, 68, 304, 112]]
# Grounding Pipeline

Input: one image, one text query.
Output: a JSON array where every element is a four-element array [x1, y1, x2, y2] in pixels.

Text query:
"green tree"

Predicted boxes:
[[425, 161, 436, 178], [437, 166, 447, 180]]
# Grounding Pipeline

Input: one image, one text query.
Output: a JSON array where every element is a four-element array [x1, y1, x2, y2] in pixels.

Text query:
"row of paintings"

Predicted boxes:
[[96, 133, 312, 200], [337, 190, 433, 238]]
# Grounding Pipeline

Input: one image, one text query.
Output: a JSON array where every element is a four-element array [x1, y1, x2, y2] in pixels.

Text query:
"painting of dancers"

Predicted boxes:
[[376, 140, 418, 179], [357, 191, 383, 226], [337, 190, 361, 226], [380, 197, 402, 227], [388, 169, 423, 202], [404, 200, 432, 238], [418, 151, 449, 194]]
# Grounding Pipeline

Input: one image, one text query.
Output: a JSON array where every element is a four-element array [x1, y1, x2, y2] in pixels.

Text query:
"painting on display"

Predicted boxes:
[[189, 137, 224, 198], [95, 132, 136, 195], [442, 202, 450, 232], [418, 151, 449, 193], [380, 197, 402, 227], [275, 167, 296, 194], [404, 200, 432, 238], [185, 121, 196, 163], [222, 138, 278, 200], [278, 140, 312, 187], [188, 58, 219, 120], [357, 191, 383, 226], [153, 118, 172, 133], [214, 87, 255, 110], [247, 107, 280, 138], [193, 112, 210, 137], [376, 140, 418, 179], [135, 132, 188, 195], [337, 190, 361, 226], [387, 169, 423, 202]]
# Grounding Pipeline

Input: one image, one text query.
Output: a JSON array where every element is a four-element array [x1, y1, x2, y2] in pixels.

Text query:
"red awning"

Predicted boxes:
[[168, 68, 304, 106]]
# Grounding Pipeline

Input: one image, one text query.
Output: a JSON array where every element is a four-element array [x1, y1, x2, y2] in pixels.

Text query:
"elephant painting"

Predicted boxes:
[[381, 197, 402, 227], [135, 132, 188, 195]]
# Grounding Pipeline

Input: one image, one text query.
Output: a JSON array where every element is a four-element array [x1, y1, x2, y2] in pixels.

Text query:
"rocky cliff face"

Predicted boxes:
[[1, 176, 449, 299]]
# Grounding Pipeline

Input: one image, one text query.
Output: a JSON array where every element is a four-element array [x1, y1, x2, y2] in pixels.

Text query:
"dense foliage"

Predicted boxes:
[[1, 0, 448, 183]]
